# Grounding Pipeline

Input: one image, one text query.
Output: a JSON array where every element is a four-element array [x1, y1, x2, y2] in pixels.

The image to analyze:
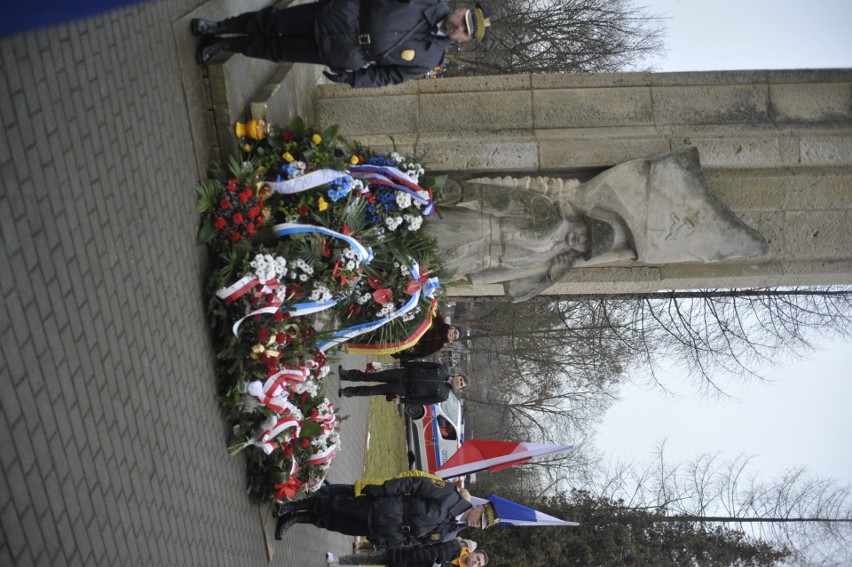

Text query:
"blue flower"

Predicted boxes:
[[327, 176, 352, 202], [367, 155, 394, 166]]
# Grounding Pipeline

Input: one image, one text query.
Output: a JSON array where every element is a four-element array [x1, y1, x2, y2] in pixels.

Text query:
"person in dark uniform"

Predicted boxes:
[[337, 362, 467, 405], [274, 473, 485, 543], [326, 537, 489, 566], [191, 1, 491, 88], [393, 311, 460, 361]]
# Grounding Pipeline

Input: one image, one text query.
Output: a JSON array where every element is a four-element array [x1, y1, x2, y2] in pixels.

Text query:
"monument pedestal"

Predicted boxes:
[[315, 69, 852, 295]]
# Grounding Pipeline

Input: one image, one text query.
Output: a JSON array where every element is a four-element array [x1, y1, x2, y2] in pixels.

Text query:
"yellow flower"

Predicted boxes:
[[312, 134, 322, 144], [350, 155, 360, 165], [243, 143, 252, 152], [318, 196, 329, 211], [282, 152, 294, 162]]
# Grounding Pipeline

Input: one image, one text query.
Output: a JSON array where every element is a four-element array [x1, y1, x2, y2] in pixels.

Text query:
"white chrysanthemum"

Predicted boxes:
[[377, 304, 396, 317], [343, 247, 358, 260], [395, 192, 412, 209], [275, 287, 288, 301], [351, 178, 367, 194], [309, 284, 333, 302], [385, 216, 403, 231], [404, 214, 423, 231], [286, 215, 299, 223], [292, 161, 307, 176], [299, 274, 309, 282], [318, 365, 331, 378], [355, 292, 371, 305], [273, 257, 288, 275], [345, 260, 356, 271], [391, 152, 402, 163]]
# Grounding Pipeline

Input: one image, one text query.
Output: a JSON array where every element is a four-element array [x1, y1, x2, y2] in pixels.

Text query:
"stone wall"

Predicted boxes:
[[315, 69, 852, 295]]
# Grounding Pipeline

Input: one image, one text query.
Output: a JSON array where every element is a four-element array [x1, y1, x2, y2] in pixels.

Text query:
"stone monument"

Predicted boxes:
[[433, 148, 767, 300], [315, 69, 852, 296]]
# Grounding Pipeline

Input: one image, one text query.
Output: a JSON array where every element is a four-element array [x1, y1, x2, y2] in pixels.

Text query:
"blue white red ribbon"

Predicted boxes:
[[224, 223, 374, 335], [350, 164, 434, 215], [317, 261, 439, 353]]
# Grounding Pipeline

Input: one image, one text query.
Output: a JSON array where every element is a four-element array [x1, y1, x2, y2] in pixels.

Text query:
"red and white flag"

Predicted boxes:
[[435, 439, 573, 479]]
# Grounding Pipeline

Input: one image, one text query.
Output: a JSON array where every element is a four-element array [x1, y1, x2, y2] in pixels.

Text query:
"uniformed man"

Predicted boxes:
[[337, 361, 468, 405], [274, 472, 484, 544], [191, 1, 491, 88]]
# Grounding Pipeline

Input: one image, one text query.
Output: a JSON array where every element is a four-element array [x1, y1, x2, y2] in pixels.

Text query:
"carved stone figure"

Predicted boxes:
[[432, 148, 767, 301]]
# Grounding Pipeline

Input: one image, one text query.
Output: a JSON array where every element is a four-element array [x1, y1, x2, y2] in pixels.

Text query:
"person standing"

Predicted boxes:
[[338, 361, 467, 405], [393, 311, 460, 361], [191, 1, 491, 88], [274, 472, 485, 543]]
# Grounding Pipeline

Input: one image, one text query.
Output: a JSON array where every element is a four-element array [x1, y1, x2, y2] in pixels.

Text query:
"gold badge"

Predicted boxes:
[[400, 49, 416, 61], [431, 478, 446, 488], [430, 533, 441, 541]]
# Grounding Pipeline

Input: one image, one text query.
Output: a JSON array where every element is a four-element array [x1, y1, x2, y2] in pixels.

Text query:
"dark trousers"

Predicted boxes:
[[309, 496, 372, 536], [337, 549, 391, 565], [341, 368, 408, 398], [222, 4, 324, 64]]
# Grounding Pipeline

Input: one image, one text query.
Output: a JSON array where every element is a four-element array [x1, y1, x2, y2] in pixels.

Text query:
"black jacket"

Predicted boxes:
[[387, 539, 464, 567], [393, 361, 453, 405], [315, 0, 453, 87], [362, 476, 471, 547]]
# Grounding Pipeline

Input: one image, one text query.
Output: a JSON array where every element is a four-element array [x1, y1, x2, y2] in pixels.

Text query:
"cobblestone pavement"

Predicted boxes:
[[1, 3, 369, 565]]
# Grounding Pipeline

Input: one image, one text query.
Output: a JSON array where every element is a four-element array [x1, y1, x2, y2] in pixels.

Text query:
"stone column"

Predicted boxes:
[[315, 70, 852, 295]]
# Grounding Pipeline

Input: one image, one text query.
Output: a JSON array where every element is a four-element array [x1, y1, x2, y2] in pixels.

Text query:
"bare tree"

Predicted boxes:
[[461, 287, 852, 397], [592, 447, 852, 566], [445, 0, 665, 76]]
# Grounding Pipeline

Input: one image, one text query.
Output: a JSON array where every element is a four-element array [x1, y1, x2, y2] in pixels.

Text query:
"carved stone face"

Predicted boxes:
[[565, 221, 590, 255]]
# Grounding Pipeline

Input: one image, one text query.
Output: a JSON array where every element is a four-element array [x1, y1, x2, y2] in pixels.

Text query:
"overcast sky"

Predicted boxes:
[[595, 1, 852, 487]]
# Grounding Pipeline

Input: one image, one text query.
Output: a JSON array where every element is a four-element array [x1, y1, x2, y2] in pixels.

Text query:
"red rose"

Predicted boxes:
[[301, 439, 310, 448], [273, 310, 285, 323], [258, 327, 270, 342], [247, 206, 258, 219], [282, 130, 294, 141], [283, 444, 294, 457], [276, 332, 289, 344], [256, 215, 265, 226], [297, 205, 309, 217], [219, 198, 231, 210], [232, 213, 244, 225], [229, 231, 242, 242], [214, 217, 227, 230]]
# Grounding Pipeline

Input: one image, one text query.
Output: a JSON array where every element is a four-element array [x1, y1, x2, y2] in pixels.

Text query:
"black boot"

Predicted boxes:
[[196, 37, 249, 65], [190, 17, 246, 36], [274, 512, 297, 540], [274, 502, 295, 518]]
